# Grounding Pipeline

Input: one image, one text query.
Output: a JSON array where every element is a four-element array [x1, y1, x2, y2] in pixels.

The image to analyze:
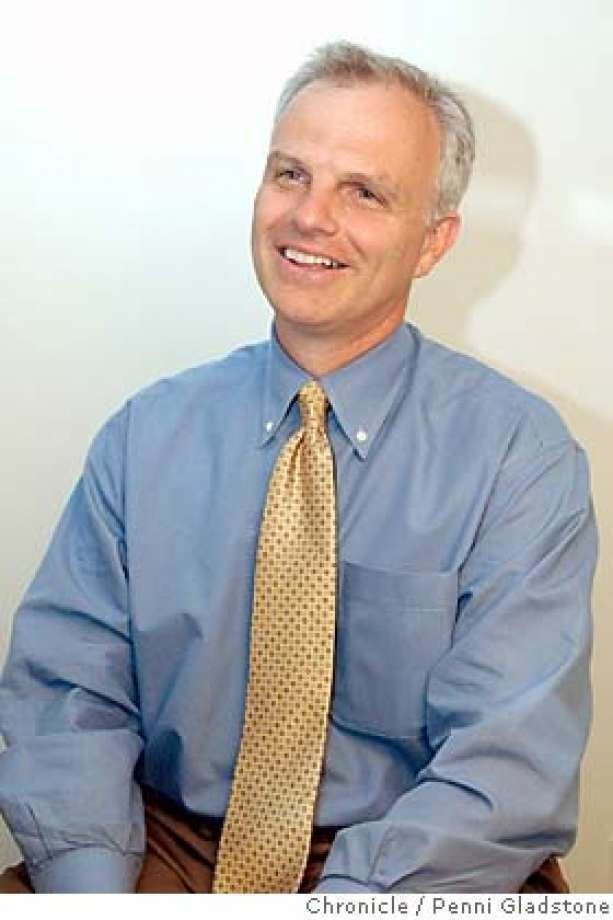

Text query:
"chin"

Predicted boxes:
[[260, 281, 330, 324], [273, 303, 338, 330]]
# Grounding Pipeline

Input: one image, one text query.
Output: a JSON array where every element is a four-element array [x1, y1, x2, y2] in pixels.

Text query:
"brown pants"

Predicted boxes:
[[0, 785, 569, 893]]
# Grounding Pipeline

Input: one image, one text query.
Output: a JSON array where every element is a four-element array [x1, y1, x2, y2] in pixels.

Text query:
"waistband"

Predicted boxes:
[[141, 784, 342, 843]]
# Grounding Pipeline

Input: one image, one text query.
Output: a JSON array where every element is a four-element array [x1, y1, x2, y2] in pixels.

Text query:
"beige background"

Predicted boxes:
[[1, 0, 611, 892]]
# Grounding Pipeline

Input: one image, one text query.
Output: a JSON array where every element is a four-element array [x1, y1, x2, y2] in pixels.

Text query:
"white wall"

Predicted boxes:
[[1, 0, 611, 891]]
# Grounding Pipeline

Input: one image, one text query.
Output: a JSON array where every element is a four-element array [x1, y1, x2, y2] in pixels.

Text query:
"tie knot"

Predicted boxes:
[[298, 381, 328, 434]]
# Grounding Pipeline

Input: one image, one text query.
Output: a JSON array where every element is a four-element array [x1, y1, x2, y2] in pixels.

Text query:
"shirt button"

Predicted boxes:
[[265, 421, 274, 433], [356, 428, 368, 443]]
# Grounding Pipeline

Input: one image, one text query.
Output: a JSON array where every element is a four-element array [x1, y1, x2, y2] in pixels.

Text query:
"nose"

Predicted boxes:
[[291, 186, 338, 237]]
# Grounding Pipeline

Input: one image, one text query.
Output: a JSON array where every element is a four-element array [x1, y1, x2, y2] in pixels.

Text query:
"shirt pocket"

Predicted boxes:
[[331, 561, 458, 740]]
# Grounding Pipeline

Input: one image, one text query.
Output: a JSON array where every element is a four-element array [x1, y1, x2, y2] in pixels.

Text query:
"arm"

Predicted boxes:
[[316, 429, 596, 893], [0, 405, 145, 892]]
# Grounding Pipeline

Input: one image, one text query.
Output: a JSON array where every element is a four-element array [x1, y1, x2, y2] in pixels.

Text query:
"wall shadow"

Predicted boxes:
[[410, 84, 612, 891]]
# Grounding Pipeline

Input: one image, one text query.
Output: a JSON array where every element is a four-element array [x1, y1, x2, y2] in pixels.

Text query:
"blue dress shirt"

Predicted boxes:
[[0, 322, 597, 893]]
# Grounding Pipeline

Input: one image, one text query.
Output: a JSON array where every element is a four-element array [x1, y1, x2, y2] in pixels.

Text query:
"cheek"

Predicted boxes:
[[349, 215, 418, 267], [253, 188, 288, 235], [252, 196, 271, 250], [369, 238, 423, 290], [252, 195, 267, 239]]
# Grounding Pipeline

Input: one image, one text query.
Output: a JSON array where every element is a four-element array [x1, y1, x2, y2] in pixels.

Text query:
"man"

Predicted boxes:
[[0, 41, 596, 893]]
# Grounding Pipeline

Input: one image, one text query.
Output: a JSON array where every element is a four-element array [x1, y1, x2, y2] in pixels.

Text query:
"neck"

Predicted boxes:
[[274, 314, 404, 377]]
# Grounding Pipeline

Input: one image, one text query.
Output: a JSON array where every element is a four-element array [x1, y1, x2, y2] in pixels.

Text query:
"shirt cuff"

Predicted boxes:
[[28, 848, 143, 893], [314, 876, 382, 893]]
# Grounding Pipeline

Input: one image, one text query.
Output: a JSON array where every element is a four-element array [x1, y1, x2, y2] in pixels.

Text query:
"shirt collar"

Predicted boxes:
[[259, 322, 417, 459]]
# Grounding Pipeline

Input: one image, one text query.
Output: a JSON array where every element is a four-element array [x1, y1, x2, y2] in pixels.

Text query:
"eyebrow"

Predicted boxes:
[[266, 149, 400, 203], [264, 150, 309, 175]]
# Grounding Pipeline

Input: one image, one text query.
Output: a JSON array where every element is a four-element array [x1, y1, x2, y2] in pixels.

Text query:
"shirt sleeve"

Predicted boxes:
[[0, 404, 145, 893], [316, 425, 597, 893]]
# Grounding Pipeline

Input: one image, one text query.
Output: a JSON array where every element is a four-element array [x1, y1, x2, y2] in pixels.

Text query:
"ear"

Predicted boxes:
[[413, 212, 462, 279]]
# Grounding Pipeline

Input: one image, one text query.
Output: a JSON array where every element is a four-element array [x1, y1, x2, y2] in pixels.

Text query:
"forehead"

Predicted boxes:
[[270, 79, 441, 186]]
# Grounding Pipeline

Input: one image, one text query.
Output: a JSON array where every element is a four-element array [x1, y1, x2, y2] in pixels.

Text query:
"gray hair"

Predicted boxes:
[[274, 41, 475, 223]]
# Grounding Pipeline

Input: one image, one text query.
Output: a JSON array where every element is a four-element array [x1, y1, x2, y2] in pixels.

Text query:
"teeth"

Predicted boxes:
[[283, 247, 341, 268]]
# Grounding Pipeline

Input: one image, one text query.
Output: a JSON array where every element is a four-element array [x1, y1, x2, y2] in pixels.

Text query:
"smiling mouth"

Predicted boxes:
[[279, 247, 348, 270]]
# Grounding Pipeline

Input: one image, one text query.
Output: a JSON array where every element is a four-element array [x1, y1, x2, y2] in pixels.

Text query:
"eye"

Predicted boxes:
[[355, 185, 383, 205], [275, 167, 306, 185]]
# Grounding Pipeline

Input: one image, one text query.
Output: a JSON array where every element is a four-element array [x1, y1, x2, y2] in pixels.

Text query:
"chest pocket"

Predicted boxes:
[[331, 561, 458, 740]]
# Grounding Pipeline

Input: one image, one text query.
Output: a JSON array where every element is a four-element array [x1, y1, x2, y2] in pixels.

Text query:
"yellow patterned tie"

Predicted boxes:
[[213, 380, 337, 893]]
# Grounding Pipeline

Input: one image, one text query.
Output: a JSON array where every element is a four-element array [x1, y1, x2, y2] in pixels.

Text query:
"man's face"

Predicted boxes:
[[251, 79, 455, 344]]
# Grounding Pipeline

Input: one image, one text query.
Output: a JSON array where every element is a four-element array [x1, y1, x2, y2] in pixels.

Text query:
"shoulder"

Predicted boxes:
[[127, 339, 267, 415], [409, 324, 574, 459], [87, 339, 267, 460]]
